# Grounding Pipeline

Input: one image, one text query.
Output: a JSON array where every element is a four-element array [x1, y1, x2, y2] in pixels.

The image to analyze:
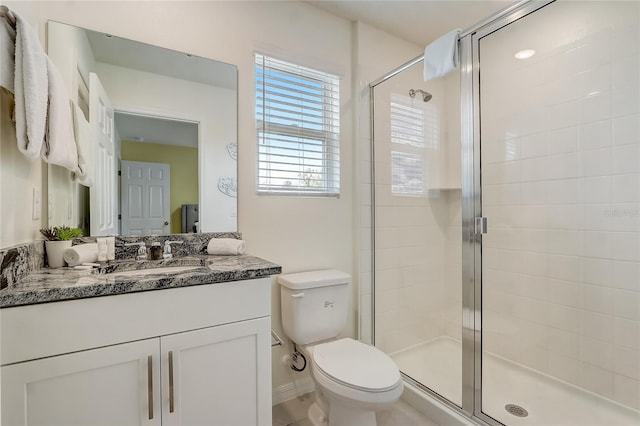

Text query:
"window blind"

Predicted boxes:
[[390, 93, 439, 195], [256, 54, 340, 196]]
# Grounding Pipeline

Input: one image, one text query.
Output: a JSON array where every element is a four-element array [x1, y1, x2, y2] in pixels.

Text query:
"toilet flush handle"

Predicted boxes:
[[291, 292, 305, 298]]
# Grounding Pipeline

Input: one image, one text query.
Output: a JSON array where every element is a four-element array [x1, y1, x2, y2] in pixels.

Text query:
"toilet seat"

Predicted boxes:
[[312, 338, 401, 393]]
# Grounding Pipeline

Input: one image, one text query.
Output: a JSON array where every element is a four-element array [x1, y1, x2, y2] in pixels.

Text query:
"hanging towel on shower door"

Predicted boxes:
[[423, 28, 461, 81]]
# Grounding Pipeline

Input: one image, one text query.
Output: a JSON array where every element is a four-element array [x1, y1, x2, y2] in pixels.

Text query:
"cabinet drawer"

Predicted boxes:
[[1, 277, 271, 365]]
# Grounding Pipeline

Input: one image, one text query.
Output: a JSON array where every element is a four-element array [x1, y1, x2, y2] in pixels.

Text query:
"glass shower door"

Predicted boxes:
[[478, 1, 640, 424], [372, 57, 463, 406]]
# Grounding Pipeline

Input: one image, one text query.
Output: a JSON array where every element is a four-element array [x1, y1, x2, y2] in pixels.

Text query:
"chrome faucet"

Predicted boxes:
[[163, 241, 183, 259], [124, 242, 147, 260]]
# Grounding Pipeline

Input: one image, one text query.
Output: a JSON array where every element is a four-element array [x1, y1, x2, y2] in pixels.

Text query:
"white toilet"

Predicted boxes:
[[278, 270, 403, 426]]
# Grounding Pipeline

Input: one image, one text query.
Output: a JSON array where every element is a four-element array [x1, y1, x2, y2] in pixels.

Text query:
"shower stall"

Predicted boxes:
[[369, 1, 640, 424]]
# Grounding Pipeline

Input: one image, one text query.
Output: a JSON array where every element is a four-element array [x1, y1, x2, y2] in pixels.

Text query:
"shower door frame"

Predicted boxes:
[[369, 0, 555, 425], [464, 0, 555, 424]]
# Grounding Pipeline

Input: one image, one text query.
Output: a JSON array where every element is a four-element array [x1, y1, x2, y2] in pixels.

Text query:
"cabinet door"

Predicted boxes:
[[161, 317, 272, 426], [1, 339, 161, 426]]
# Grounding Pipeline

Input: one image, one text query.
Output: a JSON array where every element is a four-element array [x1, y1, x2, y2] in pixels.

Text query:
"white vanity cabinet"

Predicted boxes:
[[0, 277, 272, 426]]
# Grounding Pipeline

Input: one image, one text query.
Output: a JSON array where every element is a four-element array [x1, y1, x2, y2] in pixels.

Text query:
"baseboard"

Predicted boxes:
[[272, 377, 315, 406]]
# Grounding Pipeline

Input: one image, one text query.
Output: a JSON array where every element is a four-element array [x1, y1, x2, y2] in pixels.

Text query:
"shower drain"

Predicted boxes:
[[505, 404, 529, 417]]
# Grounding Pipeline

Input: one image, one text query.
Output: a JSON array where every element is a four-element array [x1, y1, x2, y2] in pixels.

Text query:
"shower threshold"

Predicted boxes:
[[390, 337, 640, 425]]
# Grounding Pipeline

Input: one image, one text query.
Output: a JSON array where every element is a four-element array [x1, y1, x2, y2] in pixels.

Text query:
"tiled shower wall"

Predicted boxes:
[[371, 63, 462, 355], [481, 1, 639, 409]]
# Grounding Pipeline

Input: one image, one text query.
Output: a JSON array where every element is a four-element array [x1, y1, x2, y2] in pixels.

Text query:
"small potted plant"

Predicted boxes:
[[40, 226, 83, 268]]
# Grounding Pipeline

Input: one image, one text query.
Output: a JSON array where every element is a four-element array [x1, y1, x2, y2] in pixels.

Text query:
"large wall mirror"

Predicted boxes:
[[47, 21, 238, 236]]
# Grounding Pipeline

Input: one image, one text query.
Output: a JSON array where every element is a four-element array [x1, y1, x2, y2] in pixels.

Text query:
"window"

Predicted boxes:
[[255, 54, 340, 196], [390, 93, 439, 195]]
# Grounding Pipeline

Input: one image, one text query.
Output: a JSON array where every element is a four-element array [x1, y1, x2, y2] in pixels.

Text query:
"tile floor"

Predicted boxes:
[[272, 391, 439, 426]]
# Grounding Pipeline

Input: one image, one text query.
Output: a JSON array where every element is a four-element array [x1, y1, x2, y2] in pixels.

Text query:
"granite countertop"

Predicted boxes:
[[0, 255, 282, 308]]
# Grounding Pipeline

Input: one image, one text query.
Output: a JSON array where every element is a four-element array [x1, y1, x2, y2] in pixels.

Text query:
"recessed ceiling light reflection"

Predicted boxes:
[[514, 49, 536, 59]]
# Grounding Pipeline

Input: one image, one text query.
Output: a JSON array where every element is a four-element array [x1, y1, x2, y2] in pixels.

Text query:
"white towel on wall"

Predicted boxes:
[[207, 238, 246, 256], [42, 57, 79, 173], [13, 11, 48, 160], [423, 28, 461, 81], [72, 102, 94, 187], [0, 13, 15, 94]]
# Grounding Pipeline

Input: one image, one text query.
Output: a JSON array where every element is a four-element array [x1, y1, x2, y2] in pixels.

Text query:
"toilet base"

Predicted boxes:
[[308, 400, 377, 426]]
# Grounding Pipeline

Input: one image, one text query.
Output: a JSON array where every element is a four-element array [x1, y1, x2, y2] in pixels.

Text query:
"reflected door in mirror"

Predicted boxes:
[[89, 73, 118, 236], [121, 161, 170, 236]]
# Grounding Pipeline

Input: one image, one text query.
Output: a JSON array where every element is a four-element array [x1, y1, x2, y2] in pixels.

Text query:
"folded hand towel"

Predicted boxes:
[[63, 243, 98, 267], [207, 238, 246, 256], [72, 101, 94, 186], [42, 57, 79, 173], [423, 28, 461, 81], [13, 11, 48, 160]]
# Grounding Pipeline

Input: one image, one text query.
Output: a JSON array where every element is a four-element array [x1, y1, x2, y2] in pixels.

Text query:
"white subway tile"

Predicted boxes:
[[548, 126, 578, 154], [580, 204, 612, 231], [579, 257, 614, 287], [613, 114, 640, 146], [613, 374, 640, 410], [549, 327, 579, 358], [578, 176, 611, 204], [579, 283, 614, 315], [612, 232, 640, 261], [578, 120, 612, 151], [613, 86, 640, 117], [613, 174, 640, 203], [548, 254, 579, 281], [547, 101, 579, 130], [612, 23, 639, 58], [578, 361, 614, 398], [580, 231, 613, 259], [546, 204, 582, 230], [614, 317, 640, 350], [548, 179, 579, 204], [549, 353, 579, 385], [613, 260, 640, 291], [614, 346, 640, 380], [579, 309, 614, 342], [613, 144, 640, 174], [579, 335, 613, 369], [614, 289, 640, 321], [549, 278, 580, 307], [548, 303, 579, 332], [579, 147, 612, 177], [580, 92, 611, 124], [575, 64, 611, 98], [612, 54, 639, 89], [609, 204, 640, 232]]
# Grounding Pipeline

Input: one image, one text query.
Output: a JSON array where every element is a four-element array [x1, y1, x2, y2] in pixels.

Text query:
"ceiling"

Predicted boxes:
[[85, 30, 237, 90], [115, 113, 199, 148], [306, 0, 517, 46]]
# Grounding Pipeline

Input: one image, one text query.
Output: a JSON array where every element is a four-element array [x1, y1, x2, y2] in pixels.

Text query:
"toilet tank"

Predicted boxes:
[[278, 270, 350, 345]]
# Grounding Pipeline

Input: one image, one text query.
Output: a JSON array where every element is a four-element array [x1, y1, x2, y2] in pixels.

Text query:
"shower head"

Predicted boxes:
[[409, 89, 432, 102]]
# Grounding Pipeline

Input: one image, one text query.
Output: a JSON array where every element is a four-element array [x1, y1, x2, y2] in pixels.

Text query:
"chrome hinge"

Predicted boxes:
[[475, 217, 487, 235]]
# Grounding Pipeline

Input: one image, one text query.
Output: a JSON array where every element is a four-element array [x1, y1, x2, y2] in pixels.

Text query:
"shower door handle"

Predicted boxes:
[[475, 217, 487, 235]]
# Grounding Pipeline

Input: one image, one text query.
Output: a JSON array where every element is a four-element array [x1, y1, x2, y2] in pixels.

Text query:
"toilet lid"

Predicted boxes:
[[312, 338, 401, 392]]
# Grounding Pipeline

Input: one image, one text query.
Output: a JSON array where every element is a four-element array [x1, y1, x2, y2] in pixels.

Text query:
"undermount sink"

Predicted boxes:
[[105, 266, 202, 277]]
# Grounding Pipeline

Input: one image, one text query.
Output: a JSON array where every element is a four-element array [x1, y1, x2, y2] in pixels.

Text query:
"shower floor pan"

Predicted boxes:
[[391, 337, 640, 426]]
